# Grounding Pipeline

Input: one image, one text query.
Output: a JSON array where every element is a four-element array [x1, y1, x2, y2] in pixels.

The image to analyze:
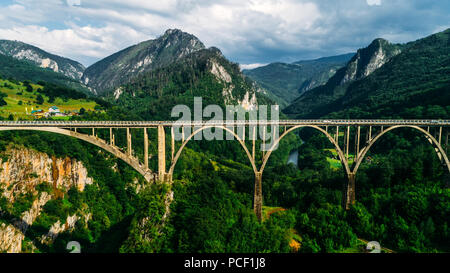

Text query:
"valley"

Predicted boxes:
[[243, 53, 354, 108], [0, 26, 449, 255]]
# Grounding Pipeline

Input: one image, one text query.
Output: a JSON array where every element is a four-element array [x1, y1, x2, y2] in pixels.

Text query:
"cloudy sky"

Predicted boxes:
[[0, 0, 449, 68]]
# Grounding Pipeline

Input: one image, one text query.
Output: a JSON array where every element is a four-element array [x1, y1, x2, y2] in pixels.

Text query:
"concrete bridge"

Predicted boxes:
[[1, 119, 449, 221]]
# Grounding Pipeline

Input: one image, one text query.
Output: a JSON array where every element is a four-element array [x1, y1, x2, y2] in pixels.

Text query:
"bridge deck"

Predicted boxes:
[[0, 120, 448, 128]]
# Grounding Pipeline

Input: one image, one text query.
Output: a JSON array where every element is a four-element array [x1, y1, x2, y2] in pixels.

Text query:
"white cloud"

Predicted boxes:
[[67, 0, 81, 6], [0, 23, 149, 65], [0, 0, 448, 66], [367, 0, 381, 6], [240, 63, 268, 70]]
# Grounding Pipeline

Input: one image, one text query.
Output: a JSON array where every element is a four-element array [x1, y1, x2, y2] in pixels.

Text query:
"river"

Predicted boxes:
[[287, 150, 299, 166]]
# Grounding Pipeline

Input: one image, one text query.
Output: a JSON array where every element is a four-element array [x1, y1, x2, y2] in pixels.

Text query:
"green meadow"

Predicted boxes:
[[0, 79, 97, 119]]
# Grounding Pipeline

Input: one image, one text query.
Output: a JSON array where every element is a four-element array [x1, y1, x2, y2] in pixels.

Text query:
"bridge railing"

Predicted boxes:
[[0, 119, 449, 127]]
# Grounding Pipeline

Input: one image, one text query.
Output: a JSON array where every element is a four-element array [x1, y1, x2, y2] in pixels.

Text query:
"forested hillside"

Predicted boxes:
[[109, 48, 271, 120], [243, 53, 354, 108], [0, 54, 90, 94], [283, 29, 450, 119]]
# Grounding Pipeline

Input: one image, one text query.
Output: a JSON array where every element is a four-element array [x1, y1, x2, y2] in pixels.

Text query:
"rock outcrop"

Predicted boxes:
[[341, 38, 402, 84], [0, 146, 93, 253], [0, 40, 85, 80]]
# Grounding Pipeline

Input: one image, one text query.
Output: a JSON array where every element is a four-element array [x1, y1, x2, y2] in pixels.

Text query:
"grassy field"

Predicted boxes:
[[0, 79, 97, 119], [324, 148, 354, 170]]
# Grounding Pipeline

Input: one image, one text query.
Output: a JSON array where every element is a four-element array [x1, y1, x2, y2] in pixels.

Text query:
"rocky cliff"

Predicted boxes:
[[0, 40, 85, 80], [109, 46, 269, 120], [283, 38, 403, 118], [0, 146, 93, 253], [284, 28, 450, 119], [341, 38, 402, 84]]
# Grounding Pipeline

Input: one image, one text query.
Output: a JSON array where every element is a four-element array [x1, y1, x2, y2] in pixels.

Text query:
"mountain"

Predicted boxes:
[[284, 38, 405, 118], [339, 38, 402, 84], [283, 29, 450, 119], [0, 53, 90, 93], [82, 29, 206, 95], [243, 53, 354, 108], [0, 40, 85, 80], [110, 47, 271, 120]]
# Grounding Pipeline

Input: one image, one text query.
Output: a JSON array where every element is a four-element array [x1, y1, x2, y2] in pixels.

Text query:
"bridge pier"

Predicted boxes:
[[253, 171, 263, 222], [158, 125, 168, 182], [343, 172, 356, 210], [144, 128, 149, 169], [127, 128, 132, 157]]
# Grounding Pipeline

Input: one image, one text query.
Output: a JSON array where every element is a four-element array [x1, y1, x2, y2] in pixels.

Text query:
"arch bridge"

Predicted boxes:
[[1, 119, 449, 221]]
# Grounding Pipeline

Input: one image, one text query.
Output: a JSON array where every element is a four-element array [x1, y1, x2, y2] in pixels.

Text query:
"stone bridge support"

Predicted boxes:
[[158, 125, 168, 182], [253, 172, 263, 221], [343, 172, 356, 210]]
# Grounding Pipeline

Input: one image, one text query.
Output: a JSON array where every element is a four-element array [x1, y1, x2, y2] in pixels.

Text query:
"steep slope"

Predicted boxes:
[[0, 40, 85, 80], [243, 53, 354, 108], [0, 54, 90, 93], [339, 39, 402, 84], [82, 29, 206, 95], [284, 29, 450, 119], [0, 146, 93, 252], [110, 47, 271, 120], [284, 38, 405, 118]]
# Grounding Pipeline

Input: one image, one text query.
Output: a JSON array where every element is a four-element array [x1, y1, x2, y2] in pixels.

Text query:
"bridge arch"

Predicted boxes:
[[0, 127, 154, 181], [168, 125, 257, 176], [259, 125, 351, 175], [352, 125, 450, 174]]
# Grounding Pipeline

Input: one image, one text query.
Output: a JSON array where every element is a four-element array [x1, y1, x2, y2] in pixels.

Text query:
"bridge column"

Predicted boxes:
[[171, 127, 175, 162], [356, 126, 361, 158], [144, 128, 148, 169], [127, 128, 132, 157], [335, 126, 339, 143], [158, 125, 167, 182], [346, 126, 350, 160], [343, 172, 356, 210], [252, 126, 256, 161], [253, 171, 263, 222]]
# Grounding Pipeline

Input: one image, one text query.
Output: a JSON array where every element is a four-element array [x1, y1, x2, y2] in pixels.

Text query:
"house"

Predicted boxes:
[[48, 106, 60, 113], [31, 109, 45, 118]]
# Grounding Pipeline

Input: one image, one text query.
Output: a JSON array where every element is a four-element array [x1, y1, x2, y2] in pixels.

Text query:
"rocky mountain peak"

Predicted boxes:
[[160, 28, 205, 48], [81, 29, 206, 95], [341, 38, 402, 84], [163, 28, 184, 36]]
